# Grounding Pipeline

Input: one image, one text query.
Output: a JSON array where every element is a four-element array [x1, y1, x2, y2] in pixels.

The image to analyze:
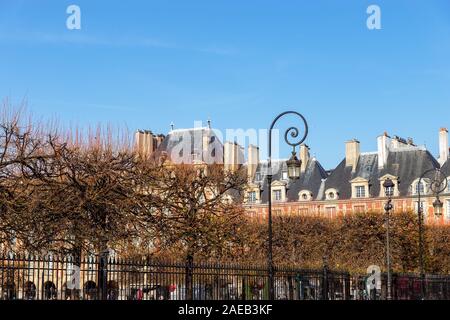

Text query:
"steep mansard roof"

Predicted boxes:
[[253, 158, 329, 203], [155, 128, 224, 164], [155, 128, 443, 202], [324, 149, 440, 200], [251, 148, 440, 203]]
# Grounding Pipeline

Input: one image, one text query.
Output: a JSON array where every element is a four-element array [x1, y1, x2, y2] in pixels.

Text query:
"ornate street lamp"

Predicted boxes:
[[267, 111, 308, 300], [286, 151, 301, 180], [433, 197, 444, 217], [383, 178, 395, 300], [417, 168, 448, 299]]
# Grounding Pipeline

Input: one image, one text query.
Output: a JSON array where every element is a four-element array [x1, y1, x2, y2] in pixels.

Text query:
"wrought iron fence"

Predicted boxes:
[[1, 254, 449, 300]]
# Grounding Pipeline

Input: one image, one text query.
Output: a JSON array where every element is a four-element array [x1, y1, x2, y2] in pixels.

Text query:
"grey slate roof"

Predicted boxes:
[[324, 149, 440, 200], [324, 153, 379, 200], [254, 158, 328, 203], [156, 128, 224, 164], [380, 149, 440, 196]]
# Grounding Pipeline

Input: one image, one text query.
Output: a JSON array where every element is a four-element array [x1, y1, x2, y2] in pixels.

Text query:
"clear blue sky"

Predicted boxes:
[[1, 0, 450, 169]]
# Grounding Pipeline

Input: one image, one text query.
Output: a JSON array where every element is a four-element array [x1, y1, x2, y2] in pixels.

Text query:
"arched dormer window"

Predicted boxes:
[[410, 178, 429, 195], [379, 174, 400, 197], [298, 190, 313, 201]]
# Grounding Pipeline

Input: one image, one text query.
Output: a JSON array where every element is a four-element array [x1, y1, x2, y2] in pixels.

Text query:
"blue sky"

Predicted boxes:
[[1, 0, 450, 169]]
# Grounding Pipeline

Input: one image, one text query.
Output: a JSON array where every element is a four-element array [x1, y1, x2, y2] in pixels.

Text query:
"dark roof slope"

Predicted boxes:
[[379, 149, 439, 196], [156, 128, 224, 164], [254, 158, 328, 203], [324, 149, 440, 200], [324, 153, 379, 200]]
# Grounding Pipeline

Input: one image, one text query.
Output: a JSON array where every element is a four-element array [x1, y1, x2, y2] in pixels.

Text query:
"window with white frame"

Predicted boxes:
[[273, 190, 282, 201], [355, 186, 366, 198], [281, 171, 288, 180], [415, 201, 426, 216], [415, 182, 425, 195], [248, 191, 257, 204]]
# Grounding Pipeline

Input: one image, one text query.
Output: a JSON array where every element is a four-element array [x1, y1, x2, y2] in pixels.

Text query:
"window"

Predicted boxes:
[[385, 186, 394, 197], [328, 192, 335, 200], [415, 182, 425, 195], [415, 201, 426, 217], [273, 190, 282, 201], [255, 172, 262, 181], [248, 191, 257, 204], [355, 186, 366, 198], [299, 191, 312, 201], [281, 171, 288, 180], [446, 200, 450, 221]]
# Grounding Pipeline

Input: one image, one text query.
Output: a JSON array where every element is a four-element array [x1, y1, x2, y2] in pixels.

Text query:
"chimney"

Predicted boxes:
[[247, 144, 260, 180], [135, 130, 155, 158], [377, 132, 390, 169], [225, 141, 244, 172], [439, 128, 449, 166], [224, 141, 236, 172], [345, 139, 360, 172], [299, 144, 310, 172]]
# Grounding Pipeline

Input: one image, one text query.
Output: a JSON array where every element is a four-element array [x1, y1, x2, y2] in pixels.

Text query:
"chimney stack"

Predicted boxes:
[[135, 130, 165, 158], [377, 132, 390, 169], [224, 141, 243, 172], [345, 139, 360, 172], [247, 144, 260, 180], [135, 130, 154, 158], [299, 144, 310, 172], [439, 128, 449, 166]]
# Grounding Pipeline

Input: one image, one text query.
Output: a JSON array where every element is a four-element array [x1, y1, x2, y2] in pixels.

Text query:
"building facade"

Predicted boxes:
[[138, 125, 450, 225]]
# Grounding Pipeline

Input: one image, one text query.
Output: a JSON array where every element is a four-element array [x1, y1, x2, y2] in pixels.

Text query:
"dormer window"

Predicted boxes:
[[350, 177, 370, 199], [299, 190, 313, 201], [325, 188, 339, 201], [355, 186, 366, 198], [271, 180, 287, 202], [411, 178, 428, 195], [255, 172, 262, 181], [379, 175, 400, 197], [248, 191, 257, 204], [245, 183, 261, 205], [281, 171, 288, 180], [416, 182, 425, 194]]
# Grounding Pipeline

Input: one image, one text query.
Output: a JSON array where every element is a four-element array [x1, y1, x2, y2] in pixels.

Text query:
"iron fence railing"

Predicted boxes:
[[1, 254, 449, 300]]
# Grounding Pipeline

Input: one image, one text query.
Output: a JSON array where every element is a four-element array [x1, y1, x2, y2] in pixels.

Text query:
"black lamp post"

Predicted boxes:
[[267, 111, 308, 300], [417, 168, 448, 300], [383, 177, 395, 300]]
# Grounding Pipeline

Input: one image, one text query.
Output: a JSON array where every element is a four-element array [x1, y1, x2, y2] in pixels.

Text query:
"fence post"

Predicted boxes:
[[242, 276, 247, 301], [98, 251, 108, 300], [185, 255, 194, 300], [322, 256, 329, 301]]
